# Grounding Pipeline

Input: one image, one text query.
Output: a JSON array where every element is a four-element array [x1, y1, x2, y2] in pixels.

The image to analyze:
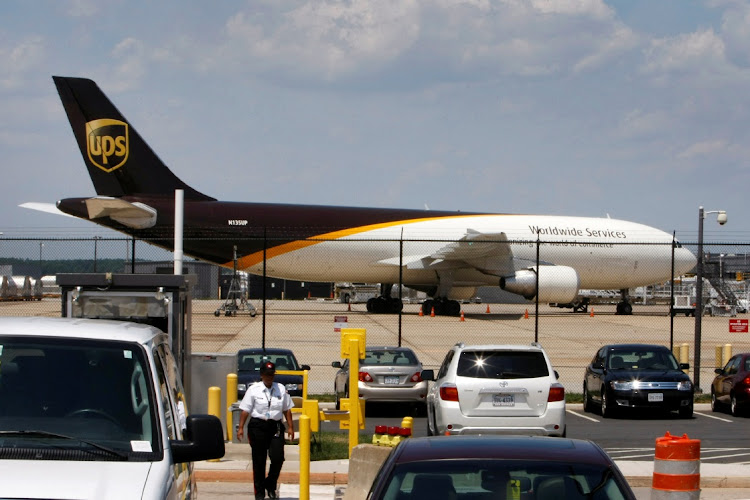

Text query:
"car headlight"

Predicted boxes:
[[677, 380, 692, 391], [611, 380, 634, 391], [285, 383, 299, 391]]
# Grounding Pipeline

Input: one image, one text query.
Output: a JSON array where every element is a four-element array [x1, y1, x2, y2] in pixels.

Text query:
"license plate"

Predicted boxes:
[[493, 394, 515, 407], [648, 393, 664, 402], [384, 376, 399, 385]]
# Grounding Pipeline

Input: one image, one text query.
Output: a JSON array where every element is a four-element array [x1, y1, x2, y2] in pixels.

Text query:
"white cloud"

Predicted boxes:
[[642, 29, 727, 76], [0, 36, 45, 90], [677, 139, 729, 159]]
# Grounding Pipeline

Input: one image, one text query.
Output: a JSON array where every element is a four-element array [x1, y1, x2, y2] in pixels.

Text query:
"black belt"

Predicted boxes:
[[251, 417, 281, 422]]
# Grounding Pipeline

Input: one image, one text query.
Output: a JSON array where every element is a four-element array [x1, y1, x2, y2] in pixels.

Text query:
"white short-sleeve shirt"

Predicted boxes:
[[239, 381, 294, 421]]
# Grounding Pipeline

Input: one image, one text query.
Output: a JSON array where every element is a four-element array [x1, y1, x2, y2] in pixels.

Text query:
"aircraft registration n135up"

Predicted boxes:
[[31, 76, 696, 315]]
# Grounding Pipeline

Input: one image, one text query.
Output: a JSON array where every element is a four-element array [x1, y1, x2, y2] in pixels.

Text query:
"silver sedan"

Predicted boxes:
[[332, 346, 428, 411]]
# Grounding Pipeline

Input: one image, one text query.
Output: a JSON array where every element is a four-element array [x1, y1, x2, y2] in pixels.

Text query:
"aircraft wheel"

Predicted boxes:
[[214, 310, 220, 317]]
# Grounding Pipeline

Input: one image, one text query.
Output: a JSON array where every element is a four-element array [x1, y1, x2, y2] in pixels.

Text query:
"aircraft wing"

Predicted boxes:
[[84, 197, 157, 229], [19, 202, 77, 218], [378, 230, 518, 276]]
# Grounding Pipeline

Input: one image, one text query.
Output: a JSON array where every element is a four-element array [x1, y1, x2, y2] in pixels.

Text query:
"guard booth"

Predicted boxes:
[[57, 273, 195, 402]]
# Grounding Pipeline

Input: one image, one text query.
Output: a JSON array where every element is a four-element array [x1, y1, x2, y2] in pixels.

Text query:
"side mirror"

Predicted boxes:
[[714, 368, 723, 375], [171, 414, 225, 464], [301, 364, 311, 371], [679, 363, 690, 370], [331, 361, 342, 368], [592, 361, 604, 370], [421, 369, 435, 381]]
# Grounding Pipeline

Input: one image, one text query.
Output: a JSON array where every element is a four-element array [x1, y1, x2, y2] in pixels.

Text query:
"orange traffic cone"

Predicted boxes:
[[486, 304, 491, 314], [418, 307, 424, 317], [430, 307, 435, 317], [590, 307, 595, 317], [460, 311, 465, 321], [524, 309, 529, 319]]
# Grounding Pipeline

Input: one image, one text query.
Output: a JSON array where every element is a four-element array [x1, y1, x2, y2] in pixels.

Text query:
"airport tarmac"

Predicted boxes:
[[1, 298, 748, 394]]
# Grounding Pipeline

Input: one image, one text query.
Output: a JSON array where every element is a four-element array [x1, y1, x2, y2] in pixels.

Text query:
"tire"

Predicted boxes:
[[601, 388, 615, 418], [711, 390, 719, 412], [679, 403, 693, 419], [426, 407, 435, 436], [583, 384, 591, 413]]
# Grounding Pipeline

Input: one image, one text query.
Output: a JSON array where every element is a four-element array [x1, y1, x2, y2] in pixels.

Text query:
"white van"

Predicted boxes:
[[0, 317, 225, 499]]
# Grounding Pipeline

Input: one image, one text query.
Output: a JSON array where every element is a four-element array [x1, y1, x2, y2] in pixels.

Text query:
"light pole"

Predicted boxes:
[[94, 236, 101, 272], [39, 242, 44, 279], [693, 206, 727, 392]]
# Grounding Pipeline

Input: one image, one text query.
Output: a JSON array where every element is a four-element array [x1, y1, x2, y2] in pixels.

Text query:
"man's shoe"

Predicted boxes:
[[267, 489, 278, 500], [255, 495, 265, 500]]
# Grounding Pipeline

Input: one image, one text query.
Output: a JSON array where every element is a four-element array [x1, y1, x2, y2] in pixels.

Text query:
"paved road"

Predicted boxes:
[[335, 403, 750, 465]]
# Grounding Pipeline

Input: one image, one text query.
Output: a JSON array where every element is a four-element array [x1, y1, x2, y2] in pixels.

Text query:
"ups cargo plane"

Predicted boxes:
[[32, 76, 696, 315]]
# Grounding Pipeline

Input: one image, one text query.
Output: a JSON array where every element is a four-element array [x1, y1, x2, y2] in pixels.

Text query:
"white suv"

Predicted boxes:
[[422, 343, 566, 437]]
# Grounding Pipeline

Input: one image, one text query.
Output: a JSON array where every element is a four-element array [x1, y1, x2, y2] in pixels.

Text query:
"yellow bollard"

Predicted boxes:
[[723, 344, 732, 367], [348, 337, 360, 458], [715, 345, 723, 370], [299, 414, 311, 500], [226, 373, 238, 441], [207, 386, 222, 462], [679, 343, 690, 374]]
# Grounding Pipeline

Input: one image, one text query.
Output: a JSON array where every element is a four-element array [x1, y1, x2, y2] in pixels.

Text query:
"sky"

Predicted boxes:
[[1, 0, 749, 244]]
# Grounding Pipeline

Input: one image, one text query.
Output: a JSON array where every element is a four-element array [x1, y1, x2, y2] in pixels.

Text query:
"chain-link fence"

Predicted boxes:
[[1, 236, 748, 394]]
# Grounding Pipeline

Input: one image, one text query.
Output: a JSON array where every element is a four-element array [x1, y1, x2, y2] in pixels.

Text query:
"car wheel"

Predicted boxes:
[[711, 390, 719, 412], [679, 403, 693, 419], [583, 384, 591, 413], [601, 388, 615, 418], [731, 395, 739, 417]]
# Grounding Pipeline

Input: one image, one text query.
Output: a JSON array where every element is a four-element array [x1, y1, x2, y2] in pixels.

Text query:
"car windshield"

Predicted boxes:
[[0, 335, 158, 458], [608, 349, 679, 371], [238, 352, 299, 372], [376, 459, 630, 500], [362, 349, 418, 366], [457, 350, 549, 379]]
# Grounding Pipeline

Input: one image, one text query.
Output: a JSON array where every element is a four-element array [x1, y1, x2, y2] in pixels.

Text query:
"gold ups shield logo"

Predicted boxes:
[[86, 119, 129, 172]]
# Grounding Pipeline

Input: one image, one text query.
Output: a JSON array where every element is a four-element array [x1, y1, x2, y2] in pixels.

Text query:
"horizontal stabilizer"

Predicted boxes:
[[84, 197, 157, 229], [19, 202, 77, 218]]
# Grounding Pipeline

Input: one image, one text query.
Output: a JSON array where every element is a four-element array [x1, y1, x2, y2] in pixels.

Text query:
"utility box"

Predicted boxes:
[[57, 273, 196, 404]]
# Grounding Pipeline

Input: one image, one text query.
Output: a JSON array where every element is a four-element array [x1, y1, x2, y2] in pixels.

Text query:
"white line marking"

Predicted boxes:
[[701, 452, 750, 460], [694, 411, 733, 422], [567, 409, 599, 422]]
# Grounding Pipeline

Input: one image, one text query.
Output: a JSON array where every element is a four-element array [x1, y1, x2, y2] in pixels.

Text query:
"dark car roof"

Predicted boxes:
[[604, 344, 671, 352], [238, 347, 297, 356], [367, 346, 415, 352], [390, 436, 611, 466]]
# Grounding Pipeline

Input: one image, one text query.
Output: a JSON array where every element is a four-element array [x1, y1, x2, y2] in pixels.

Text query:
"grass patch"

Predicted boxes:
[[309, 431, 374, 461]]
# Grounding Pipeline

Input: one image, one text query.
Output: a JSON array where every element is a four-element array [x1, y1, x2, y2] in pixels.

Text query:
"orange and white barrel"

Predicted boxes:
[[652, 431, 700, 500]]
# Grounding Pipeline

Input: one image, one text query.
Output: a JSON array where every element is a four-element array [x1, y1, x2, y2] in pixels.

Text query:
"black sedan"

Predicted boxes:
[[583, 344, 694, 418], [711, 352, 750, 417], [236, 348, 310, 399], [367, 435, 636, 499]]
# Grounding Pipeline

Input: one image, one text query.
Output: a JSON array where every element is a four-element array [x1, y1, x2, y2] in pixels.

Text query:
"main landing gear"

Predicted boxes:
[[421, 297, 461, 316], [615, 289, 633, 315], [366, 283, 404, 314]]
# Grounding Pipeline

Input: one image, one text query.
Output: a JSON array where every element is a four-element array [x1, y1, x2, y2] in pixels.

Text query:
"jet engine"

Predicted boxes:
[[499, 266, 580, 304]]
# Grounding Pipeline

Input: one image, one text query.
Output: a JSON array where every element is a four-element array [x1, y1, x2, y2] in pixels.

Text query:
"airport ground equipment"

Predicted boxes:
[[215, 246, 256, 317], [57, 272, 196, 402]]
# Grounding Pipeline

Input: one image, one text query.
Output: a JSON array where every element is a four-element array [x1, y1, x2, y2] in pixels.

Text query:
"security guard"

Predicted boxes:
[[237, 361, 295, 500]]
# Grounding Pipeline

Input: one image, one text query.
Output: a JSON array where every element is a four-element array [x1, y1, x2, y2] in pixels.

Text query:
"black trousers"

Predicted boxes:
[[248, 417, 286, 496]]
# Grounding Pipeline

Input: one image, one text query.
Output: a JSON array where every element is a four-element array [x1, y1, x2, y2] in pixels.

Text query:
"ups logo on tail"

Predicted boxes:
[[86, 119, 129, 172]]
